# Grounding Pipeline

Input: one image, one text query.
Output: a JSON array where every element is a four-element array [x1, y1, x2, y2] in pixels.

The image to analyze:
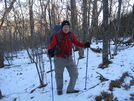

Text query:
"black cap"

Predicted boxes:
[[61, 20, 70, 29]]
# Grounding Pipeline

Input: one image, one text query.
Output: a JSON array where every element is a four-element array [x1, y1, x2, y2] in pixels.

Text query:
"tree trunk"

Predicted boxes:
[[91, 0, 98, 42], [82, 0, 88, 42], [0, 90, 3, 99], [70, 0, 80, 57], [0, 0, 16, 68], [88, 0, 92, 42], [91, 0, 98, 28], [0, 48, 4, 68], [51, 0, 56, 28], [0, 0, 16, 29], [79, 0, 88, 59], [29, 0, 35, 63], [29, 0, 34, 38], [113, 0, 122, 55], [132, 4, 134, 38], [70, 0, 78, 34], [102, 0, 109, 64]]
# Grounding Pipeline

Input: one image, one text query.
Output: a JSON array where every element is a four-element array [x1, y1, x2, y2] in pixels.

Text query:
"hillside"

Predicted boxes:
[[0, 41, 134, 101]]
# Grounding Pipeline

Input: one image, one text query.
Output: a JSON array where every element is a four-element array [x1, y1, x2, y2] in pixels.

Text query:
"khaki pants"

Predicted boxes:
[[54, 56, 78, 92]]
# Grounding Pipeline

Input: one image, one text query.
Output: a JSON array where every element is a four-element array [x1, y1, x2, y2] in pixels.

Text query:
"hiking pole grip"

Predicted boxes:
[[49, 55, 54, 101], [84, 48, 89, 90]]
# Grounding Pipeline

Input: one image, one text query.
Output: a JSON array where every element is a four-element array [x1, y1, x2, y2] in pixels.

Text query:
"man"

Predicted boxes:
[[48, 20, 90, 95]]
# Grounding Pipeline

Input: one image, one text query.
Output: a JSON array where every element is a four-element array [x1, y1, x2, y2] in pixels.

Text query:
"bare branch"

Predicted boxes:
[[0, 0, 16, 30]]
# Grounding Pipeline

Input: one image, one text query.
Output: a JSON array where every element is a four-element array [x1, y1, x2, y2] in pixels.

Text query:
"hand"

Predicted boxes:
[[84, 42, 90, 48], [48, 49, 53, 55]]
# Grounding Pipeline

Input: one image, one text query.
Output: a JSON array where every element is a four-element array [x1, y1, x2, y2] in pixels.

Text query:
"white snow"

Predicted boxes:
[[0, 42, 134, 101]]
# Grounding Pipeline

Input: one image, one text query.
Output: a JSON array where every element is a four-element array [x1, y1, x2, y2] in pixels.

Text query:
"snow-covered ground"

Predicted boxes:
[[0, 42, 134, 101]]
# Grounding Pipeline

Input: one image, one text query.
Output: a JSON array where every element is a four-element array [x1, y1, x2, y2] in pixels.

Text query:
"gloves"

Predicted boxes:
[[48, 49, 53, 55], [84, 42, 90, 48]]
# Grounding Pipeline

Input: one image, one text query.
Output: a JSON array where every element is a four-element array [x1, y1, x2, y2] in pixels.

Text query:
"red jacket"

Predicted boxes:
[[48, 30, 85, 58]]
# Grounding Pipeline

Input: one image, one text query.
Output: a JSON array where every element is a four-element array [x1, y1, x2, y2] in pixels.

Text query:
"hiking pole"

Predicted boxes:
[[49, 55, 54, 101], [84, 48, 89, 90]]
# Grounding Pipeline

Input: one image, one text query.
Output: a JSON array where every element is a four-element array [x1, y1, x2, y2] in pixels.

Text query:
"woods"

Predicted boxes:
[[0, 0, 134, 99], [0, 0, 134, 67]]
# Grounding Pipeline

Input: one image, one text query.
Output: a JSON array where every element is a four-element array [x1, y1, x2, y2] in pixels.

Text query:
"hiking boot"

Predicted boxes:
[[66, 90, 79, 94], [57, 91, 62, 95]]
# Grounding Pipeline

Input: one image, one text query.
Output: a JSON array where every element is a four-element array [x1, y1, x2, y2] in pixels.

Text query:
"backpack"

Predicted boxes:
[[50, 25, 73, 57]]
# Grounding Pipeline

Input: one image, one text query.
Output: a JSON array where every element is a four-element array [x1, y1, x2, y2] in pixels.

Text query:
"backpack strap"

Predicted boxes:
[[54, 32, 73, 57], [58, 32, 62, 44], [68, 32, 72, 41], [58, 32, 73, 42]]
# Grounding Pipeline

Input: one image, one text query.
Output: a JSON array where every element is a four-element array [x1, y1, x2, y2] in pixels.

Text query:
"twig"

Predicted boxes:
[[88, 82, 101, 90], [46, 69, 54, 73], [30, 84, 48, 93], [96, 72, 109, 82]]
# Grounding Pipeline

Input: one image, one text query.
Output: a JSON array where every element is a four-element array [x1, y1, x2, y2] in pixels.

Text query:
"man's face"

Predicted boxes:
[[62, 25, 70, 34]]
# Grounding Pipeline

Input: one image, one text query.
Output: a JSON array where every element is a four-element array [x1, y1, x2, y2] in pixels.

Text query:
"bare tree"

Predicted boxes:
[[29, 0, 34, 38], [113, 0, 122, 55], [0, 48, 4, 68], [21, 0, 48, 87], [132, 4, 134, 38], [91, 0, 98, 29], [48, 0, 52, 30], [0, 90, 4, 99], [91, 0, 103, 43], [102, 0, 109, 66], [0, 0, 16, 29], [0, 0, 17, 98], [82, 0, 88, 41], [51, 0, 56, 27], [70, 0, 80, 60], [78, 0, 88, 59], [70, 0, 78, 34], [0, 0, 17, 67], [87, 0, 92, 42]]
